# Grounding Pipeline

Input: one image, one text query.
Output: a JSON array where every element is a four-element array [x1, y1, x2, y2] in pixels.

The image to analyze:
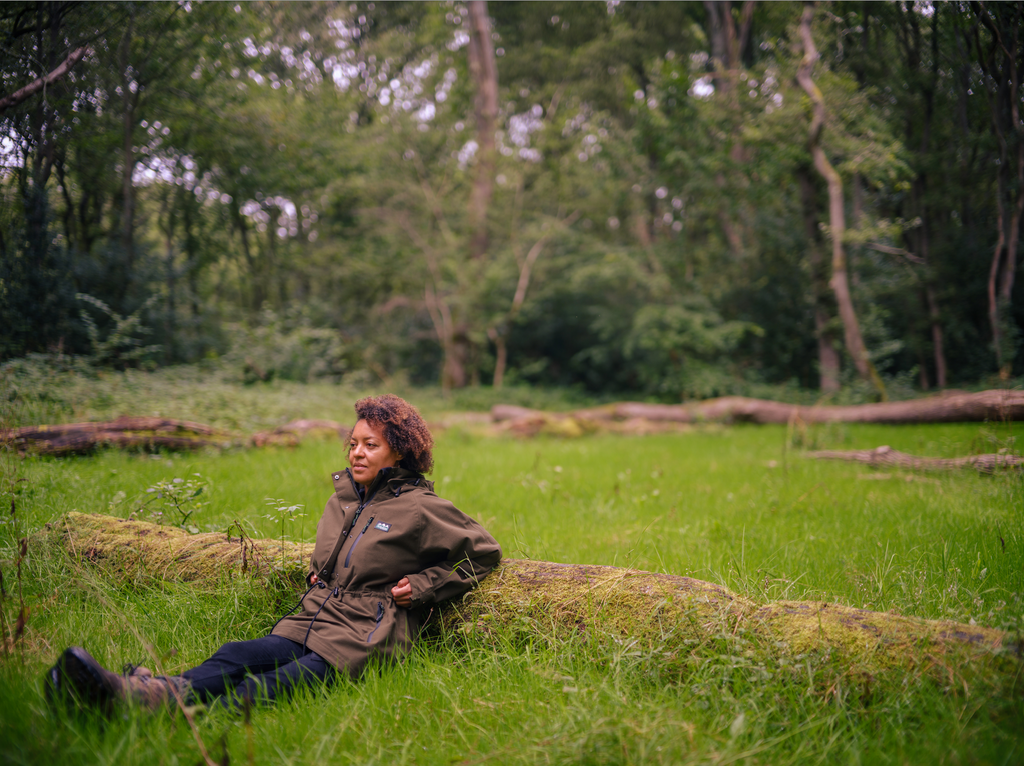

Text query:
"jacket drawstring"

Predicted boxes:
[[268, 579, 323, 634], [303, 586, 339, 650]]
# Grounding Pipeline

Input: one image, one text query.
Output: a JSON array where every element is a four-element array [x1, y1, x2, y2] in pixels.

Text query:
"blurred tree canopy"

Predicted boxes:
[[2, 1, 1022, 399]]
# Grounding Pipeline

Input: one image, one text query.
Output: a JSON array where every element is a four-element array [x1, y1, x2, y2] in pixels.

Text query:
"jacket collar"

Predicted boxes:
[[331, 466, 428, 500]]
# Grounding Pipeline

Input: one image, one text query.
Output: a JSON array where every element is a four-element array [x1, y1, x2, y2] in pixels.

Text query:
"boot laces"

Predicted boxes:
[[122, 662, 153, 679]]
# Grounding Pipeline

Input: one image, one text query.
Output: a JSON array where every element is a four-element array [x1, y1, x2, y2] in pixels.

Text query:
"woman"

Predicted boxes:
[[47, 394, 501, 712]]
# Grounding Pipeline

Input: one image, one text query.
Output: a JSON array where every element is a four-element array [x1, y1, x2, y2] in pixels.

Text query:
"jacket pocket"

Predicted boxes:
[[366, 601, 385, 643]]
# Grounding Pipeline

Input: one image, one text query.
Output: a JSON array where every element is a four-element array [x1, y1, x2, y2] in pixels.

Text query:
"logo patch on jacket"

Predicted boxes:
[[374, 522, 391, 532]]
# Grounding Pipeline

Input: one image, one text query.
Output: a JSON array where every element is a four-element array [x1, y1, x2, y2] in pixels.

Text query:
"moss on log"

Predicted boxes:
[[49, 512, 308, 582], [49, 513, 1013, 670], [3, 417, 232, 455], [3, 417, 352, 454]]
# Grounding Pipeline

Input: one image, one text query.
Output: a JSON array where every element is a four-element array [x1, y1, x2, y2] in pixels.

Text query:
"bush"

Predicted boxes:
[[221, 307, 358, 384]]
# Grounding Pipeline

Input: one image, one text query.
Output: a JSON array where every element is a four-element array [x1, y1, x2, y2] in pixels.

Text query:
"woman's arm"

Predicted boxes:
[[399, 497, 501, 608]]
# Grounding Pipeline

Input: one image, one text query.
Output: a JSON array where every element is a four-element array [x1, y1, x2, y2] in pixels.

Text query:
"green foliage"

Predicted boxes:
[[221, 308, 356, 384], [264, 497, 307, 571], [624, 298, 762, 399], [142, 474, 209, 533], [3, 1, 1023, 396], [76, 293, 162, 368]]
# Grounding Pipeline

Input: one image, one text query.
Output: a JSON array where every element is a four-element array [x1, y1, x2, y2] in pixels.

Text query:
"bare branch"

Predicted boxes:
[[0, 45, 89, 115], [509, 210, 581, 320]]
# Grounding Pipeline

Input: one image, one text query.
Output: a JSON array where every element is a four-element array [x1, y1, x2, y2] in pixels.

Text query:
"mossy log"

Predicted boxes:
[[810, 445, 1024, 473], [493, 389, 1024, 431], [3, 417, 351, 455], [48, 513, 1013, 669], [2, 417, 231, 456]]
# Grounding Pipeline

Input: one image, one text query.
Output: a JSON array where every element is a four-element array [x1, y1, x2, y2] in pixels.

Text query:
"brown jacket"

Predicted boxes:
[[271, 466, 501, 675]]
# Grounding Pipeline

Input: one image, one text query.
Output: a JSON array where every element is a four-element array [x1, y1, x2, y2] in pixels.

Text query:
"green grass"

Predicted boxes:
[[1, 382, 1023, 764]]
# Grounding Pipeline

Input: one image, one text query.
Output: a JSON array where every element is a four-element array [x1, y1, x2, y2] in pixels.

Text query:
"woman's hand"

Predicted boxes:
[[391, 577, 412, 608], [309, 574, 319, 585]]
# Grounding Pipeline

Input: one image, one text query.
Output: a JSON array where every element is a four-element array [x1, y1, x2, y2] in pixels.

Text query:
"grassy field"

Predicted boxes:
[[0, 377, 1022, 764]]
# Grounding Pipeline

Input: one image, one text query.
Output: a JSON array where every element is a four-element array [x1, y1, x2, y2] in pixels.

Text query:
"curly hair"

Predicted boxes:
[[352, 394, 434, 475]]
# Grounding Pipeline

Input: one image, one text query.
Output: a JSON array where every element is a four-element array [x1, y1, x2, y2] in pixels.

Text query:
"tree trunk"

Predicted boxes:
[[921, 5, 948, 388], [798, 168, 840, 392], [48, 512, 1009, 670], [809, 445, 1023, 473], [925, 284, 947, 387], [445, 325, 471, 390], [230, 200, 261, 311], [703, 1, 754, 95], [182, 187, 201, 319], [466, 0, 498, 261], [703, 1, 755, 260], [493, 389, 1024, 427], [119, 13, 137, 274], [972, 3, 1024, 376], [161, 191, 178, 364], [489, 327, 508, 390], [489, 211, 580, 389], [54, 155, 77, 251], [797, 3, 886, 399]]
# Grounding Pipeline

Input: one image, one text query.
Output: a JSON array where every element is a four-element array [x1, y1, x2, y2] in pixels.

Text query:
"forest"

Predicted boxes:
[[3, 1, 1023, 400], [2, 6, 1024, 763]]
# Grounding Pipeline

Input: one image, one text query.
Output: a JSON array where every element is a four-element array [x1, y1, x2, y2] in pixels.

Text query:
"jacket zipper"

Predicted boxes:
[[366, 601, 385, 643], [328, 471, 384, 576], [343, 514, 376, 568]]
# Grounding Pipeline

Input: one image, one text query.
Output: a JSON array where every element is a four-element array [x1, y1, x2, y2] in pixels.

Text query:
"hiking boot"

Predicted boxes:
[[124, 669, 189, 710], [45, 646, 189, 713]]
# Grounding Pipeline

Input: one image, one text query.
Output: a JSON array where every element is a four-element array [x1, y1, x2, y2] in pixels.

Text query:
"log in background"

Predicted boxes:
[[492, 389, 1024, 432]]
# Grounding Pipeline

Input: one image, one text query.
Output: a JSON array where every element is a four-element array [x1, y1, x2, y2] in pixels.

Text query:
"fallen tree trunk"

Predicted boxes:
[[810, 445, 1024, 473], [2, 417, 351, 455], [493, 389, 1024, 430], [251, 419, 349, 448], [2, 417, 231, 456], [46, 513, 1011, 668]]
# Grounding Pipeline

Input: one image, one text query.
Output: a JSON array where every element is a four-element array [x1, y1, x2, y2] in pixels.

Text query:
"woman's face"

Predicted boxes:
[[348, 419, 401, 486]]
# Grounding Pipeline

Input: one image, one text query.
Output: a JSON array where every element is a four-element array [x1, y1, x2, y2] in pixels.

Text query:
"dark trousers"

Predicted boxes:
[[181, 635, 334, 707]]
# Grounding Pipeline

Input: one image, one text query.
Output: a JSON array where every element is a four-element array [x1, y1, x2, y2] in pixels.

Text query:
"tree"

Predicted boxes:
[[0, 2, 104, 356], [466, 0, 498, 262], [2, 1, 1021, 395], [967, 2, 1024, 377], [797, 2, 886, 399]]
